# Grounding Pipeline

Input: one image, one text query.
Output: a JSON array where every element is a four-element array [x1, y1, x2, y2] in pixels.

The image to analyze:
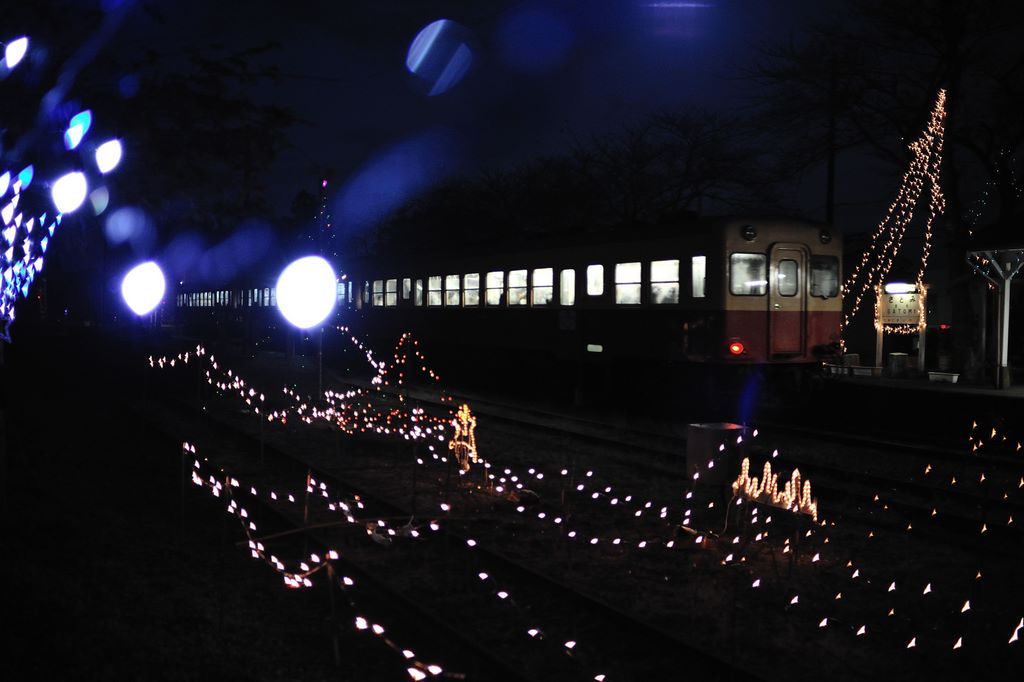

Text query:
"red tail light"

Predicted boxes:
[[729, 341, 745, 356]]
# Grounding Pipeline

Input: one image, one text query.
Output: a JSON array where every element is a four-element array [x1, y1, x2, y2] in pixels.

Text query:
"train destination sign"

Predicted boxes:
[[879, 291, 922, 325]]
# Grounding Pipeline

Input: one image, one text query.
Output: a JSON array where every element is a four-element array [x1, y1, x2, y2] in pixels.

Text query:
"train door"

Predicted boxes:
[[768, 243, 807, 356]]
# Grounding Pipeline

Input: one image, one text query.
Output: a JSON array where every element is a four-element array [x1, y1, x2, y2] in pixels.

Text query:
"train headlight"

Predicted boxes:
[[741, 225, 757, 241], [819, 229, 832, 244], [728, 341, 745, 356]]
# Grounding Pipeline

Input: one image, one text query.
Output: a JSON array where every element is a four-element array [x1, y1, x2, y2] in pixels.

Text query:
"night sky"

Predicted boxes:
[[127, 0, 868, 226]]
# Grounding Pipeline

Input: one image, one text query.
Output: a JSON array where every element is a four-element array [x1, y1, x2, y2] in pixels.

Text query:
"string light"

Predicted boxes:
[[843, 90, 946, 336]]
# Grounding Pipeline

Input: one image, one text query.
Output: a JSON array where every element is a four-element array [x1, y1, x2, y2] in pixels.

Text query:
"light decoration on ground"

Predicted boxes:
[[843, 90, 946, 335], [183, 442, 450, 680], [157, 335, 1024, 665], [448, 404, 478, 471], [731, 458, 818, 522], [1, 36, 125, 341]]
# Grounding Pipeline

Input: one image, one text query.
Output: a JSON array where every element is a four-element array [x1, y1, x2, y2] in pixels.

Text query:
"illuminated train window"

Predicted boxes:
[[691, 255, 706, 298], [464, 273, 480, 306], [615, 262, 641, 305], [346, 282, 352, 304], [363, 281, 370, 304], [414, 279, 424, 306], [386, 279, 398, 306], [372, 280, 384, 307], [336, 282, 346, 304], [532, 268, 554, 306], [508, 269, 528, 306], [445, 274, 460, 306], [486, 271, 504, 306], [271, 287, 277, 307], [402, 278, 411, 300], [730, 253, 767, 296], [560, 269, 575, 306], [263, 288, 270, 306], [428, 276, 442, 306], [777, 260, 798, 297], [810, 256, 839, 298], [587, 264, 604, 296], [650, 259, 679, 304]]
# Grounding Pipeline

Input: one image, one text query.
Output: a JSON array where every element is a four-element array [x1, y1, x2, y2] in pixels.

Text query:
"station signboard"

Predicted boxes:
[[879, 290, 922, 325]]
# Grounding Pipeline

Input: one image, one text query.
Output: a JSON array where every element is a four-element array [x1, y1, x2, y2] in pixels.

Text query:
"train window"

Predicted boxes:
[[414, 279, 424, 306], [532, 268, 554, 306], [615, 262, 642, 305], [428, 276, 442, 306], [691, 256, 706, 298], [263, 288, 270, 307], [445, 275, 460, 306], [777, 259, 798, 297], [373, 280, 384, 307], [587, 264, 604, 296], [560, 269, 575, 306], [363, 281, 370, 304], [810, 256, 839, 298], [651, 259, 679, 304], [386, 279, 398, 306], [271, 287, 277, 307], [508, 269, 528, 306], [729, 253, 767, 296], [464, 273, 480, 306], [402, 278, 411, 300], [337, 282, 346, 304], [486, 271, 504, 306], [347, 282, 353, 304]]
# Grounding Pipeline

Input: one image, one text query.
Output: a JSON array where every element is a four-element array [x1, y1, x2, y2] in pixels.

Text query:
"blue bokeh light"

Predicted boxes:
[[406, 19, 473, 96], [4, 37, 28, 70], [64, 110, 93, 150], [333, 129, 460, 233], [17, 165, 33, 190]]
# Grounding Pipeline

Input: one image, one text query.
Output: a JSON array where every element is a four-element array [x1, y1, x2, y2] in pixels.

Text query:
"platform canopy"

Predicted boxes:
[[965, 214, 1024, 388]]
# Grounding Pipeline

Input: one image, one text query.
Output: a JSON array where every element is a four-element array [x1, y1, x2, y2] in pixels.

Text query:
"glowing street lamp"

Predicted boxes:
[[51, 171, 88, 213], [276, 255, 337, 394], [276, 256, 336, 329], [121, 261, 166, 316]]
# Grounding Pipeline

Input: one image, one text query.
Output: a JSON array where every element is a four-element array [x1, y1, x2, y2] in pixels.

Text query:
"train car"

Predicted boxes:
[[174, 216, 841, 404]]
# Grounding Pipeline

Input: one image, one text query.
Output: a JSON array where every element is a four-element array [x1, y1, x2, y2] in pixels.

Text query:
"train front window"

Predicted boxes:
[[730, 253, 767, 296], [464, 273, 480, 306], [428, 276, 442, 306], [810, 256, 839, 298], [615, 262, 641, 305], [587, 264, 604, 296], [445, 275, 460, 306], [777, 259, 798, 297], [486, 271, 504, 306], [386, 279, 398, 306], [560, 269, 575, 306], [373, 280, 384, 307], [508, 269, 528, 306], [650, 259, 679, 304], [532, 268, 554, 306]]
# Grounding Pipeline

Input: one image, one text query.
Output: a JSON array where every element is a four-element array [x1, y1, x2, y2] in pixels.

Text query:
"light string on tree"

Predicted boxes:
[[843, 89, 946, 336]]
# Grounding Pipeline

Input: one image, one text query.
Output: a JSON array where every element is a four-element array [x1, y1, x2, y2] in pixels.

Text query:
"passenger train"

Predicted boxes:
[[174, 217, 842, 403]]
